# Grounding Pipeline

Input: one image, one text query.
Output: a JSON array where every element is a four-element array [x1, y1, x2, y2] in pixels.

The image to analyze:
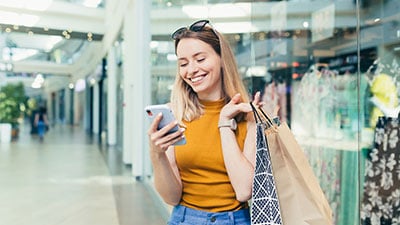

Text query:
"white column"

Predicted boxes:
[[107, 47, 117, 145], [92, 83, 100, 134], [122, 0, 151, 177]]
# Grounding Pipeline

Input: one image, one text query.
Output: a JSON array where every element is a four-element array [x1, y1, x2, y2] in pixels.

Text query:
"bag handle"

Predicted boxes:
[[250, 102, 274, 127], [250, 102, 262, 124]]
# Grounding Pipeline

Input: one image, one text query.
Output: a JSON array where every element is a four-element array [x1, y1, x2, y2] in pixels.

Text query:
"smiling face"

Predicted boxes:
[[176, 38, 223, 101]]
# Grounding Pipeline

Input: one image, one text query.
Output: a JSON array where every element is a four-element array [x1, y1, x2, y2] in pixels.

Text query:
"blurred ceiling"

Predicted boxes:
[[0, 0, 105, 94]]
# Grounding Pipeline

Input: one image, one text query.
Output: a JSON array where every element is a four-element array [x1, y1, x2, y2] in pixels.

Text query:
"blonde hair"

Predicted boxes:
[[170, 26, 249, 123]]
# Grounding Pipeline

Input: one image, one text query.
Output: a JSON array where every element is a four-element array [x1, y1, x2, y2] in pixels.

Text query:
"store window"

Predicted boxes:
[[150, 0, 400, 224]]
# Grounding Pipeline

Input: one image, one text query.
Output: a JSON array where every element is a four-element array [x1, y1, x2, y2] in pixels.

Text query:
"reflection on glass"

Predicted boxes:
[[150, 0, 400, 224]]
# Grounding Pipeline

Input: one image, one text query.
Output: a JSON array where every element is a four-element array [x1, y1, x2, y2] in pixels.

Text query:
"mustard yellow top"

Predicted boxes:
[[174, 99, 248, 212]]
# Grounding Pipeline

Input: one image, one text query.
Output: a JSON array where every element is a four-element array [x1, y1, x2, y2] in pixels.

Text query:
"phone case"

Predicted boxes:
[[145, 104, 186, 145]]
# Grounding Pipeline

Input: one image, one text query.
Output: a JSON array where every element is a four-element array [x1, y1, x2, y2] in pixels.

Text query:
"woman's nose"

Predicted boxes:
[[187, 62, 199, 75]]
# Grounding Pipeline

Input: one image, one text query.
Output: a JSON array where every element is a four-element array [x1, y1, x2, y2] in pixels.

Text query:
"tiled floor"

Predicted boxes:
[[0, 122, 168, 225]]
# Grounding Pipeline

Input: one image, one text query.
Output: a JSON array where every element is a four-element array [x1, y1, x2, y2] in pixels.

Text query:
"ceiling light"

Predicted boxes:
[[75, 79, 86, 92], [32, 73, 45, 89], [182, 3, 251, 19], [167, 54, 176, 61], [0, 62, 13, 71], [150, 41, 159, 49], [82, 0, 102, 8], [0, 0, 52, 11], [0, 11, 39, 27], [214, 22, 257, 33], [3, 48, 38, 61]]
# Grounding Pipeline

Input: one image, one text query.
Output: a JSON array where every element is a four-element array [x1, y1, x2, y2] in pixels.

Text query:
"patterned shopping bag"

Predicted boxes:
[[250, 122, 283, 225]]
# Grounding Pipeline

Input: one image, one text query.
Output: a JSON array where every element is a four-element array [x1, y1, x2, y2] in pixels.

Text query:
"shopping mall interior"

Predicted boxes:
[[0, 0, 399, 224]]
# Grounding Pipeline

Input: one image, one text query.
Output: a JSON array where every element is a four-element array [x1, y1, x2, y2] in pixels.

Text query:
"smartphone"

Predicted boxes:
[[145, 104, 186, 145]]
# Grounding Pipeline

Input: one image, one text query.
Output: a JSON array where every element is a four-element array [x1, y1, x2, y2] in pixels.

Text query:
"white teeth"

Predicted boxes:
[[191, 76, 203, 83]]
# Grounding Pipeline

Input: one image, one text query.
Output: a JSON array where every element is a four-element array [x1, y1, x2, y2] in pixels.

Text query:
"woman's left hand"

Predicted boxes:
[[219, 92, 262, 121]]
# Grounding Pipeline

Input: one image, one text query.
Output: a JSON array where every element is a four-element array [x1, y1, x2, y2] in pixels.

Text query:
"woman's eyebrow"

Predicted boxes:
[[177, 52, 205, 61]]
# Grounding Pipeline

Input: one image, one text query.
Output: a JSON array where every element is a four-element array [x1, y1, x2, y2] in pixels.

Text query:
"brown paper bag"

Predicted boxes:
[[252, 104, 333, 225]]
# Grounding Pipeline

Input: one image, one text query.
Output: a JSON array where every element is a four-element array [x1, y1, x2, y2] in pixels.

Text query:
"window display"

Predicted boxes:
[[148, 0, 400, 224]]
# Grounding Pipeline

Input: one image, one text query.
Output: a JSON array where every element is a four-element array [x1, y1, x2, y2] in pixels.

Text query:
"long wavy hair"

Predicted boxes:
[[170, 26, 249, 123]]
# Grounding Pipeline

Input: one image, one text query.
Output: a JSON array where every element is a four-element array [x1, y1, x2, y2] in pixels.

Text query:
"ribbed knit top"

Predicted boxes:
[[174, 99, 248, 212]]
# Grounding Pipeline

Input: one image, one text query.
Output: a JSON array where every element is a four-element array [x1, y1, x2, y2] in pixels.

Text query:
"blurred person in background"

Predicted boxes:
[[34, 106, 49, 141]]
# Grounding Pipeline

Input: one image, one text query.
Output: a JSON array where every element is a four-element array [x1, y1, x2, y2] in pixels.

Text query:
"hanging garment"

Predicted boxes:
[[361, 116, 400, 225]]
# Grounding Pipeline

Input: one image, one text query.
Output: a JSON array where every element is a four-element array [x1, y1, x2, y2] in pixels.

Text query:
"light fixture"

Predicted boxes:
[[0, 62, 13, 71], [82, 0, 102, 8], [87, 32, 93, 41], [31, 73, 45, 89], [182, 3, 251, 19], [75, 79, 86, 92], [214, 22, 256, 34]]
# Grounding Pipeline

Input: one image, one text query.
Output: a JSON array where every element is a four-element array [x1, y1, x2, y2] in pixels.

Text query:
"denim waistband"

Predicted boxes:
[[169, 205, 250, 225]]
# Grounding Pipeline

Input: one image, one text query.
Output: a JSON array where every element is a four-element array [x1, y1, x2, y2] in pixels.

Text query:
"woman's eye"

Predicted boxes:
[[179, 62, 188, 67], [197, 58, 205, 62]]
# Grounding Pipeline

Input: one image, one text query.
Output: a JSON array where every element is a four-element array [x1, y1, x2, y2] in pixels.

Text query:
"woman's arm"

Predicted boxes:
[[34, 113, 39, 126], [219, 120, 256, 202], [219, 92, 260, 202], [147, 112, 184, 205]]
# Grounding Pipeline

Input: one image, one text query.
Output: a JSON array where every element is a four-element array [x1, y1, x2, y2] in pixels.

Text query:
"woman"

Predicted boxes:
[[147, 20, 260, 225]]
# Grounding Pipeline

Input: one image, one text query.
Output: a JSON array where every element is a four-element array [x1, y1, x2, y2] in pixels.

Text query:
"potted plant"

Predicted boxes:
[[0, 82, 27, 141]]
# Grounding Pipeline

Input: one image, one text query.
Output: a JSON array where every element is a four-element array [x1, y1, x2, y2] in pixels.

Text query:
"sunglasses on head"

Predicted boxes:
[[171, 19, 218, 40]]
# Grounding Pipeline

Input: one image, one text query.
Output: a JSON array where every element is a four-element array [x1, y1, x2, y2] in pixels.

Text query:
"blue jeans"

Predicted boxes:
[[168, 205, 250, 225], [37, 121, 46, 138]]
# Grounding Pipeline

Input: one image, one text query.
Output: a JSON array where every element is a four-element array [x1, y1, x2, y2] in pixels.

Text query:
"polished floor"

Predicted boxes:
[[0, 122, 168, 225]]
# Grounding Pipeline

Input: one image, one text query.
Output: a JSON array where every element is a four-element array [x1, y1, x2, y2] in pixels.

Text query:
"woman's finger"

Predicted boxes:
[[148, 113, 163, 133]]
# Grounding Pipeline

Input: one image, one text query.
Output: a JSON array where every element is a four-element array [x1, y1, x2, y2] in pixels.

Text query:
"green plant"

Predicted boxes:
[[0, 83, 27, 127]]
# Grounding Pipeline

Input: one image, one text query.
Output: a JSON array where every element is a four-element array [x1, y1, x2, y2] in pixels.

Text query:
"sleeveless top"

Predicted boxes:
[[174, 99, 248, 212]]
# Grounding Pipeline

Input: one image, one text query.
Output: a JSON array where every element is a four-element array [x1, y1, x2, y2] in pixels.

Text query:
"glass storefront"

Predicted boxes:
[[149, 0, 400, 224]]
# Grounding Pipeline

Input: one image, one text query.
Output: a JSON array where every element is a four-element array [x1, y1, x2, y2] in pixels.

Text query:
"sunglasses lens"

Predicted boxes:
[[171, 20, 212, 40], [171, 27, 187, 39], [190, 20, 209, 32]]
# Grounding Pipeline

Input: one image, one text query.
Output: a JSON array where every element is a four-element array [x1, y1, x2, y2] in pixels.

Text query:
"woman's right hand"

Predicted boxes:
[[147, 113, 185, 153]]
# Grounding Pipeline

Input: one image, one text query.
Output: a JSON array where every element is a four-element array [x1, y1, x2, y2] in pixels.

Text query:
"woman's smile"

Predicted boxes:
[[190, 74, 206, 84]]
